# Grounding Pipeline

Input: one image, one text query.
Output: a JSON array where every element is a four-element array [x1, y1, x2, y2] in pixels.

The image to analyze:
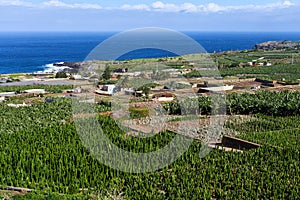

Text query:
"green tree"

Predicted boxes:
[[102, 65, 112, 80], [55, 72, 67, 78], [138, 85, 151, 99]]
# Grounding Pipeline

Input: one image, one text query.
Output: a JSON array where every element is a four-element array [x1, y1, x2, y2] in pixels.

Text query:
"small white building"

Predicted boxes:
[[95, 85, 117, 96], [152, 92, 174, 102], [124, 88, 136, 95], [266, 63, 272, 66], [0, 92, 17, 97], [0, 77, 12, 83], [24, 89, 47, 94], [200, 85, 234, 92], [251, 85, 261, 91], [258, 63, 264, 67], [72, 74, 82, 80], [66, 87, 82, 94], [22, 78, 43, 82]]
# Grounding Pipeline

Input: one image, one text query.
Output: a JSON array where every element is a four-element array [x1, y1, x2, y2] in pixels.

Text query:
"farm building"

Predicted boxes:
[[66, 87, 82, 94], [124, 88, 136, 95], [23, 89, 47, 94], [198, 85, 234, 93], [95, 85, 119, 96], [152, 92, 174, 102], [123, 88, 144, 97], [0, 92, 17, 97]]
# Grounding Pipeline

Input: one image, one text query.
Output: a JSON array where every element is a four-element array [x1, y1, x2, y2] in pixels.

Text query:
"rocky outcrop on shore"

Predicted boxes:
[[53, 62, 83, 73], [254, 40, 300, 50]]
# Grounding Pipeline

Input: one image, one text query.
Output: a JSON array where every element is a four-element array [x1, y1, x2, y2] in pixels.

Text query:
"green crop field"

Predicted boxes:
[[0, 87, 299, 199], [0, 85, 74, 94], [184, 62, 300, 82]]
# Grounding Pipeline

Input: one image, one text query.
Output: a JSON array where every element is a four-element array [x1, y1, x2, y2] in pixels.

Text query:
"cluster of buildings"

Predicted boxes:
[[247, 57, 272, 67], [93, 80, 234, 103]]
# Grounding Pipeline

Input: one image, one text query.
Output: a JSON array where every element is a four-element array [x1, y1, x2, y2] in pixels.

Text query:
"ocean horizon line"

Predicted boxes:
[[1, 30, 300, 34]]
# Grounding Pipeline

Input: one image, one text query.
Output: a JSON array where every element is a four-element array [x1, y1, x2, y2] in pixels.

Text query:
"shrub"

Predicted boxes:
[[129, 106, 149, 119], [55, 72, 67, 78]]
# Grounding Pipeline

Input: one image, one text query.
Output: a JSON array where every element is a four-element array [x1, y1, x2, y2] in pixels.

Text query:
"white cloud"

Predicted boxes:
[[0, 0, 296, 12], [151, 1, 181, 12], [121, 4, 150, 11], [230, 0, 295, 11], [181, 3, 198, 13], [283, 0, 294, 6], [263, 0, 295, 9], [119, 1, 295, 13], [204, 3, 225, 12], [41, 0, 102, 9], [0, 0, 102, 9], [0, 0, 33, 7]]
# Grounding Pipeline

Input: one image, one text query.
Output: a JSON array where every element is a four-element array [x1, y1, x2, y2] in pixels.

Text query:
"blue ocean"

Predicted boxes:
[[0, 32, 300, 74]]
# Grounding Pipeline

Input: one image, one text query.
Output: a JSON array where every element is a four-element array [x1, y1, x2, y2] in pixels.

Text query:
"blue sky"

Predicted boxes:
[[0, 0, 299, 31]]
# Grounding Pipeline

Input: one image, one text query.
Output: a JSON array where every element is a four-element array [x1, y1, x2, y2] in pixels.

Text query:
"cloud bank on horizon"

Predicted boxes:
[[0, 0, 296, 12], [0, 0, 299, 31]]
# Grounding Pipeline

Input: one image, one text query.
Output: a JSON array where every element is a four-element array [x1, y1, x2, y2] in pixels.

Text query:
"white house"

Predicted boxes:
[[95, 85, 118, 96]]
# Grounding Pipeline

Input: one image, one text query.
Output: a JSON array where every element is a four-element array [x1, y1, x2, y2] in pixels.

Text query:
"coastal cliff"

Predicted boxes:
[[254, 40, 300, 50]]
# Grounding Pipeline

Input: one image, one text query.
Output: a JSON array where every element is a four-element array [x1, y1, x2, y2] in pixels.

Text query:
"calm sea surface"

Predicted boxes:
[[0, 32, 300, 74]]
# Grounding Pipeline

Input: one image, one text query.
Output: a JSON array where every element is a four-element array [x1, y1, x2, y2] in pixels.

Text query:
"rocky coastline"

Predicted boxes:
[[254, 40, 300, 50], [53, 61, 83, 73]]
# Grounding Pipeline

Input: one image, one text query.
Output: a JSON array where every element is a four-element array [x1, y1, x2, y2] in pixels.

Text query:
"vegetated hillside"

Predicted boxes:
[[0, 89, 299, 199]]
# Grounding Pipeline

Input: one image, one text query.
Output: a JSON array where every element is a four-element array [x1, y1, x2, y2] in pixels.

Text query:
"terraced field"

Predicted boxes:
[[0, 87, 299, 199]]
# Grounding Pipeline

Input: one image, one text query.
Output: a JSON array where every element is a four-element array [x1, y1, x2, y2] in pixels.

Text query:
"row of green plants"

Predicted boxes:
[[0, 116, 299, 199], [163, 90, 300, 116], [219, 63, 300, 77], [0, 89, 299, 199], [183, 62, 300, 81], [226, 114, 300, 148], [213, 50, 299, 68], [226, 114, 300, 133], [0, 98, 72, 135], [0, 85, 74, 93]]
